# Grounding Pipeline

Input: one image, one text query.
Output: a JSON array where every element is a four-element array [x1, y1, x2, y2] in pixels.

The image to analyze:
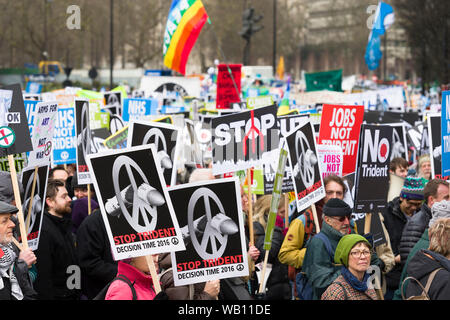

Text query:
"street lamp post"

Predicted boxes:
[[273, 0, 277, 78], [110, 0, 114, 89]]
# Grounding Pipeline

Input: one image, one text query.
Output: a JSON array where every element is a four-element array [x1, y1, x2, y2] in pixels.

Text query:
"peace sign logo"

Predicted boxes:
[[78, 101, 92, 159], [187, 188, 237, 260], [107, 93, 121, 115], [293, 130, 317, 188], [109, 155, 165, 233], [391, 128, 404, 160], [142, 128, 173, 172], [22, 170, 41, 233]]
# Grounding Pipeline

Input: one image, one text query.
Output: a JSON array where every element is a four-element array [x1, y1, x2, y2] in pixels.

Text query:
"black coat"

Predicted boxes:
[[0, 245, 37, 300], [252, 221, 291, 300], [34, 211, 80, 300], [76, 209, 117, 300], [405, 249, 450, 300], [399, 203, 431, 265], [382, 197, 410, 289]]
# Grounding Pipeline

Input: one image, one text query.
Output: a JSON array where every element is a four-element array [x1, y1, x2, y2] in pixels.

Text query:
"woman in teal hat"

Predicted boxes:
[[321, 234, 379, 300]]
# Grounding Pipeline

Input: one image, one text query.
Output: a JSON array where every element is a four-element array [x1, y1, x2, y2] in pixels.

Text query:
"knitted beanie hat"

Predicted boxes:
[[400, 177, 426, 200], [429, 200, 450, 228], [323, 198, 352, 217], [334, 234, 371, 267]]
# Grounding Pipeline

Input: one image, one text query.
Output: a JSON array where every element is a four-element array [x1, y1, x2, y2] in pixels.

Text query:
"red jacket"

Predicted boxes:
[[105, 261, 157, 300]]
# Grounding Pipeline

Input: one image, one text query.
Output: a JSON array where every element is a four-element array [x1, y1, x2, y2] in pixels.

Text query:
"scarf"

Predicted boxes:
[[341, 266, 370, 292], [0, 244, 23, 300]]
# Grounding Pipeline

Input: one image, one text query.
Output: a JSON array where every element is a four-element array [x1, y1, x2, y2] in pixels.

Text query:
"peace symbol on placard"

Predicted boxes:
[[294, 130, 316, 188], [391, 128, 404, 160], [187, 188, 228, 260], [112, 155, 159, 233], [142, 127, 172, 172], [79, 101, 92, 159], [23, 170, 41, 232]]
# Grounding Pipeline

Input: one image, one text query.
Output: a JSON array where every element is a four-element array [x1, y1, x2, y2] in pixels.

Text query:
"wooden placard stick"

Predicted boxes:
[[145, 255, 161, 294], [258, 250, 270, 294], [284, 193, 289, 229], [87, 184, 92, 215], [8, 155, 29, 250], [25, 166, 39, 234], [363, 212, 383, 299], [12, 237, 23, 251], [311, 203, 321, 233], [247, 168, 254, 246], [364, 212, 372, 235]]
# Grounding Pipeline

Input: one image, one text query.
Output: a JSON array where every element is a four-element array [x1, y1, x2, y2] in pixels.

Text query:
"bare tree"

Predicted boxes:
[[393, 0, 450, 90]]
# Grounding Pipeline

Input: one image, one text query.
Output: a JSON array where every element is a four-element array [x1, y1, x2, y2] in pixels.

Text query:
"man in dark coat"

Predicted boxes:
[[0, 201, 37, 300], [34, 179, 81, 300], [76, 208, 117, 300], [382, 177, 426, 299], [399, 179, 449, 265]]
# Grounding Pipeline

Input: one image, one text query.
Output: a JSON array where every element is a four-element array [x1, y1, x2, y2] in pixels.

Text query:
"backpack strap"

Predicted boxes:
[[314, 233, 333, 260], [401, 268, 443, 300], [115, 274, 138, 300], [423, 268, 443, 294]]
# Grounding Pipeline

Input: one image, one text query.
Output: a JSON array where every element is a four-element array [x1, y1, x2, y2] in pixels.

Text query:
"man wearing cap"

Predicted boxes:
[[34, 179, 80, 300], [301, 198, 381, 300], [382, 176, 426, 299], [0, 201, 37, 300]]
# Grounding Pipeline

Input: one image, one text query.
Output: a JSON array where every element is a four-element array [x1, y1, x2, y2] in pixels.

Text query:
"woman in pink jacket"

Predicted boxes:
[[105, 255, 159, 300]]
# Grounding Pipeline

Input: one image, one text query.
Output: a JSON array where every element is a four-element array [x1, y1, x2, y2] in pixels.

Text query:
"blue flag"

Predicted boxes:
[[372, 1, 394, 36], [364, 2, 394, 71], [364, 32, 382, 71]]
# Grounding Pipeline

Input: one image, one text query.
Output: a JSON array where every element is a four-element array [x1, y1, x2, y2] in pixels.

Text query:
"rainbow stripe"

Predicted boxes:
[[163, 0, 208, 75]]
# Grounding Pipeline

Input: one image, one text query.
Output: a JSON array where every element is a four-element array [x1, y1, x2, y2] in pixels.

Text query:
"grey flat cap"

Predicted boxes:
[[0, 200, 19, 214]]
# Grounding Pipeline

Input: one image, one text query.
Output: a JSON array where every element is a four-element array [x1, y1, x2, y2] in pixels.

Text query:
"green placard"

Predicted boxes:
[[263, 148, 288, 250], [242, 168, 264, 195], [246, 95, 274, 109]]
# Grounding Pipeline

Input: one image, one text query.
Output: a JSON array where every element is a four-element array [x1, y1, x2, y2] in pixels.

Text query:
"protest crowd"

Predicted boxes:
[[0, 1, 450, 303]]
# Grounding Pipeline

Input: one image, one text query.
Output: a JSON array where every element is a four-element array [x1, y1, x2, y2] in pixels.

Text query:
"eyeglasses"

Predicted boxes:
[[350, 250, 372, 258], [329, 215, 351, 223]]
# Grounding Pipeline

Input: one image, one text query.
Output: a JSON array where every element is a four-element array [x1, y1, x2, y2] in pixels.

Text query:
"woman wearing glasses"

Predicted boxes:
[[321, 234, 379, 300]]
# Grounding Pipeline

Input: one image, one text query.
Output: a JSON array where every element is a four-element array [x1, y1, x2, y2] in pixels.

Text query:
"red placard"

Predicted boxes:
[[216, 64, 241, 109], [318, 104, 364, 176]]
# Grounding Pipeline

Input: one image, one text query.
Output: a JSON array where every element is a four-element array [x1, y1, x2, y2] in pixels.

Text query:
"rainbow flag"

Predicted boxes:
[[163, 0, 209, 75]]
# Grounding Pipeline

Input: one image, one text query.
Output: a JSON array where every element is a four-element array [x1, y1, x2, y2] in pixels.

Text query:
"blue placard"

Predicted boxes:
[[52, 105, 76, 164], [442, 91, 450, 177], [25, 82, 43, 94], [25, 100, 41, 138], [122, 98, 158, 122]]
